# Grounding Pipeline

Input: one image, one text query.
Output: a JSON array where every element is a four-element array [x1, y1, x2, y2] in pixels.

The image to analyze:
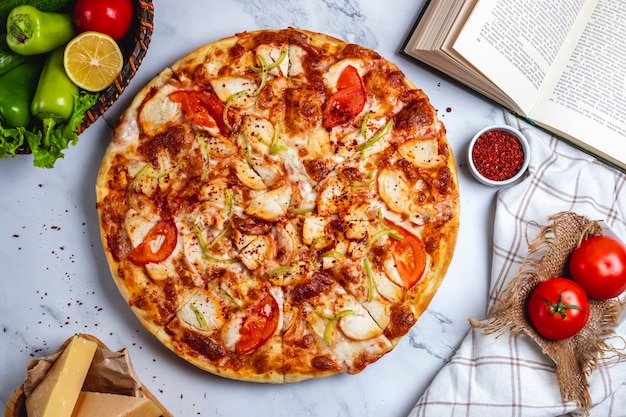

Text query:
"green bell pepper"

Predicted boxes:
[[6, 5, 75, 55], [0, 35, 26, 77], [0, 61, 39, 128], [31, 47, 78, 145]]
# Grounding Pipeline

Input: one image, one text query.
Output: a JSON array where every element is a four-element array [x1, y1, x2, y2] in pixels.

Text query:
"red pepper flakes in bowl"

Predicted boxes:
[[467, 125, 530, 186]]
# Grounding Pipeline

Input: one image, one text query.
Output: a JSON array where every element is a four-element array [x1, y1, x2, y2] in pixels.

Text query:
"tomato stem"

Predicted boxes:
[[539, 291, 587, 320]]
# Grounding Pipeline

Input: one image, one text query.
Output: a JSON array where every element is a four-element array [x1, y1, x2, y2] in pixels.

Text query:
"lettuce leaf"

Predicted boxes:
[[0, 124, 39, 158]]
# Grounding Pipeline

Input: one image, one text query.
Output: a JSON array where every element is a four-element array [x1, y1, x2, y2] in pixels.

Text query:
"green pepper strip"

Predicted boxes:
[[215, 283, 241, 307], [291, 206, 315, 215], [224, 189, 234, 217], [223, 90, 246, 131], [269, 122, 287, 154], [266, 265, 294, 278], [367, 227, 404, 247], [250, 55, 269, 97], [316, 309, 354, 346], [240, 129, 254, 166], [322, 250, 344, 259], [193, 223, 235, 264], [352, 171, 375, 188], [360, 111, 372, 137], [196, 131, 211, 181], [362, 258, 375, 302], [189, 304, 208, 328], [356, 119, 394, 152], [250, 46, 287, 73]]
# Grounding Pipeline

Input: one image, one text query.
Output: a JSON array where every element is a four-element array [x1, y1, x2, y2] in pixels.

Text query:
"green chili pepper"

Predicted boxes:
[[6, 5, 75, 55], [31, 47, 78, 145], [0, 61, 39, 128]]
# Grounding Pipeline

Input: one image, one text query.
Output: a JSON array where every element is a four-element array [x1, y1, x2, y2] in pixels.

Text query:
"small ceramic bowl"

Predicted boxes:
[[467, 124, 530, 187]]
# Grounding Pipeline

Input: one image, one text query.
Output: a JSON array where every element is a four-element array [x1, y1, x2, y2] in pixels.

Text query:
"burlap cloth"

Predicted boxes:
[[470, 211, 625, 415]]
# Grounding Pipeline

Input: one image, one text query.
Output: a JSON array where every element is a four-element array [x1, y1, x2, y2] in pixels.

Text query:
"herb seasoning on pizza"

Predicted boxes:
[[96, 28, 460, 383]]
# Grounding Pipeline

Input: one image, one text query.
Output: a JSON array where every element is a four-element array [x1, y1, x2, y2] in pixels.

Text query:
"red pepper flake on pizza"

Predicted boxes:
[[95, 28, 460, 383]]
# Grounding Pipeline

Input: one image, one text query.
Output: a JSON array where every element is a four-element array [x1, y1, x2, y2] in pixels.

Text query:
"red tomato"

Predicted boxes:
[[527, 277, 589, 341], [127, 220, 178, 265], [236, 293, 280, 355], [388, 222, 427, 289], [323, 65, 366, 128], [169, 90, 229, 135], [74, 0, 134, 41], [569, 235, 626, 299]]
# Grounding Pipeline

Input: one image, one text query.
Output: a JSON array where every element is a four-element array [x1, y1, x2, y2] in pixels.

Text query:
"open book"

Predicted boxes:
[[401, 0, 626, 172]]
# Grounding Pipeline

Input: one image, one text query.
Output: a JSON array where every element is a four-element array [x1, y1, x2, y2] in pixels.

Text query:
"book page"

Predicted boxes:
[[452, 0, 585, 114], [532, 0, 626, 165]]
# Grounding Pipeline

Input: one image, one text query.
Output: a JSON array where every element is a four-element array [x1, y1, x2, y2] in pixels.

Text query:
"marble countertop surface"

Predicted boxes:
[[0, 0, 506, 416]]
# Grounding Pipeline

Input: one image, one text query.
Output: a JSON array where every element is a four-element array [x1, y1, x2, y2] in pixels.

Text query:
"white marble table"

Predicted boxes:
[[0, 1, 505, 415]]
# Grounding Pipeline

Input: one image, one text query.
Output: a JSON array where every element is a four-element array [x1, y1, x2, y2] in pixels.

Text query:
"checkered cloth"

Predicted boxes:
[[409, 112, 626, 417]]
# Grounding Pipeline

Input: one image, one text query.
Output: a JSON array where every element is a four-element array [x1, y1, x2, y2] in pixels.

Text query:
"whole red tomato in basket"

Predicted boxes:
[[74, 0, 134, 41], [527, 277, 589, 341], [569, 235, 626, 299]]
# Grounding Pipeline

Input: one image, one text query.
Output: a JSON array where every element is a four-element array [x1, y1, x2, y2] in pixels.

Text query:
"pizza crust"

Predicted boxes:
[[96, 28, 460, 383]]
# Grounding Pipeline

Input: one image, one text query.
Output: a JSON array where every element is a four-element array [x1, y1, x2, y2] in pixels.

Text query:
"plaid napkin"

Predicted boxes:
[[409, 112, 626, 417]]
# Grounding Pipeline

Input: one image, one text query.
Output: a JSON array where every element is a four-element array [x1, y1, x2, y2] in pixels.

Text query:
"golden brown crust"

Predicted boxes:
[[96, 28, 460, 383]]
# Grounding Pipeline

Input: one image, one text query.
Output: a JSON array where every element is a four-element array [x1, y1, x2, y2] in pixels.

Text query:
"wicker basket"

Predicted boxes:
[[4, 334, 173, 417], [15, 0, 154, 154]]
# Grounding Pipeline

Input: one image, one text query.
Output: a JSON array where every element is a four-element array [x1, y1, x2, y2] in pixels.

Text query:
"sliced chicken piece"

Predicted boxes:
[[241, 115, 275, 155], [234, 159, 267, 191], [398, 137, 443, 168], [344, 203, 372, 240], [273, 222, 298, 265], [210, 76, 257, 108], [138, 82, 182, 136], [238, 235, 272, 270], [250, 159, 283, 187], [338, 302, 384, 340], [199, 178, 229, 203], [287, 45, 306, 77], [377, 168, 412, 216], [203, 135, 238, 159], [255, 44, 289, 76], [245, 185, 293, 221], [178, 289, 226, 331], [316, 175, 345, 216], [383, 252, 405, 288], [372, 265, 403, 303], [233, 229, 257, 251], [302, 216, 327, 245], [360, 300, 390, 330]]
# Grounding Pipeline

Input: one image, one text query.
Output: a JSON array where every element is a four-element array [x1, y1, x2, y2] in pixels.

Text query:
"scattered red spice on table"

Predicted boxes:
[[472, 129, 525, 181]]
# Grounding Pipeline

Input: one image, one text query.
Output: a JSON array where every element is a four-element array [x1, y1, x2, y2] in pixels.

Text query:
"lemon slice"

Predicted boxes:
[[63, 31, 124, 92]]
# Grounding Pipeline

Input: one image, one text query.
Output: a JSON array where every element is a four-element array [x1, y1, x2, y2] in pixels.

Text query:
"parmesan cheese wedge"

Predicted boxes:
[[71, 392, 162, 417], [25, 335, 98, 417]]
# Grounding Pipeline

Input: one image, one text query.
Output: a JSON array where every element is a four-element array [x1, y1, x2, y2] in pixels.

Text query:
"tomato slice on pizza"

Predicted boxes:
[[236, 292, 280, 355], [388, 222, 427, 289], [169, 89, 229, 134], [127, 220, 178, 265], [323, 65, 366, 128]]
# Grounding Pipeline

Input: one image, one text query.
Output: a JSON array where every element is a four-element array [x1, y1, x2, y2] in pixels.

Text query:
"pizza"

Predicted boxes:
[[95, 28, 460, 383]]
